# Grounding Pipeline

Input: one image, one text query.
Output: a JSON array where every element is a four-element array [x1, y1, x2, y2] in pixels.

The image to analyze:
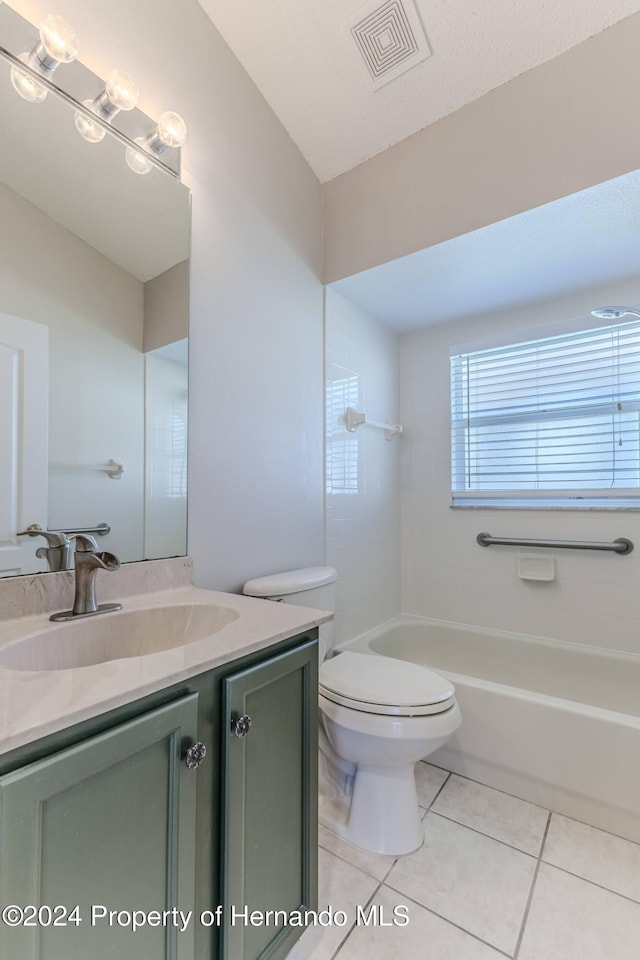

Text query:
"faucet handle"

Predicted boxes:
[[17, 524, 70, 548]]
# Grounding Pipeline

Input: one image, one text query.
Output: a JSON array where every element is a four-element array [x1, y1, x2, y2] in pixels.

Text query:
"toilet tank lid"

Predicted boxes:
[[243, 566, 338, 598]]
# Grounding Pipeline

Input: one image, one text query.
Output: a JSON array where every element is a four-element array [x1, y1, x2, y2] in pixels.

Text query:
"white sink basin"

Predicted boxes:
[[0, 603, 239, 671]]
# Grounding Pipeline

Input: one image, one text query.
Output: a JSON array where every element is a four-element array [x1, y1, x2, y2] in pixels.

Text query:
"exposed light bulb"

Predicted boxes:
[[140, 110, 188, 156], [10, 14, 78, 104], [74, 70, 138, 143], [156, 111, 187, 148], [37, 14, 79, 67], [10, 53, 47, 103], [74, 100, 106, 143], [104, 70, 138, 112], [125, 138, 154, 175]]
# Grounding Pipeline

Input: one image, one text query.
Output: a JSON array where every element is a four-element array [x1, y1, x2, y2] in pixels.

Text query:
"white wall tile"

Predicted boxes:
[[400, 281, 640, 652], [325, 290, 401, 645]]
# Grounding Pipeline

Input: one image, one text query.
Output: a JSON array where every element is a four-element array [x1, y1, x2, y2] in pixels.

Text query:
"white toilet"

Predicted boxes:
[[243, 566, 462, 855]]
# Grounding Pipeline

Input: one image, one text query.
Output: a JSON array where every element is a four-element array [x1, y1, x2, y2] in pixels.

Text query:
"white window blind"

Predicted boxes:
[[450, 320, 640, 507]]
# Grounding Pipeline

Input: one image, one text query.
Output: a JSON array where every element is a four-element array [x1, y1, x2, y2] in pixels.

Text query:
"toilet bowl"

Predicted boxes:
[[243, 567, 462, 855]]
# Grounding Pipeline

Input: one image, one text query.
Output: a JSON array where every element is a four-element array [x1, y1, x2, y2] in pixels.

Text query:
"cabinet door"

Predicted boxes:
[[221, 639, 318, 960], [0, 695, 199, 960]]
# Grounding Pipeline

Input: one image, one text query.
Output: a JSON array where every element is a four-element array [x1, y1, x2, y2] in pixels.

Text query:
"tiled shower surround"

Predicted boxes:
[[399, 279, 640, 655], [325, 289, 401, 645]]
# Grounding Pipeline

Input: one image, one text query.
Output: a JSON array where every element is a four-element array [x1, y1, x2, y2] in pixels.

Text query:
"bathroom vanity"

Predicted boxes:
[[0, 578, 328, 960]]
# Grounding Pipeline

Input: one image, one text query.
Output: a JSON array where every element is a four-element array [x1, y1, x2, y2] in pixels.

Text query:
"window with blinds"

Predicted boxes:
[[450, 320, 640, 507]]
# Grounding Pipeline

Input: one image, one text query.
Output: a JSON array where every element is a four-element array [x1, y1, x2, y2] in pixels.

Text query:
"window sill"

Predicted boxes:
[[450, 501, 640, 511]]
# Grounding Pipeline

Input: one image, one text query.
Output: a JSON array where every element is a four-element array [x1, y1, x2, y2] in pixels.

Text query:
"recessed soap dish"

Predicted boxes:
[[517, 555, 556, 582]]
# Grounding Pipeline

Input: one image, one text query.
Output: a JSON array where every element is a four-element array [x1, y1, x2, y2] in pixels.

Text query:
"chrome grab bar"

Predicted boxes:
[[476, 532, 633, 554]]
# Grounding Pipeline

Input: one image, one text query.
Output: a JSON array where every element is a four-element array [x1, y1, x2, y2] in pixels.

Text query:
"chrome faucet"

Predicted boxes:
[[50, 534, 123, 622]]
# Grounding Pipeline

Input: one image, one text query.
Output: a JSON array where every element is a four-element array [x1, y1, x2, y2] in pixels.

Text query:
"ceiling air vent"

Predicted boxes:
[[348, 0, 431, 90]]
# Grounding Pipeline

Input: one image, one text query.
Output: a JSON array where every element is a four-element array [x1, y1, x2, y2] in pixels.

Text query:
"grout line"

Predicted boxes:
[[539, 861, 640, 908], [422, 765, 451, 812], [427, 810, 540, 859], [381, 884, 513, 958], [321, 767, 640, 960], [327, 878, 385, 960], [513, 810, 552, 959], [430, 766, 640, 853], [436, 767, 549, 813], [380, 853, 401, 884], [318, 833, 399, 883], [543, 810, 640, 849]]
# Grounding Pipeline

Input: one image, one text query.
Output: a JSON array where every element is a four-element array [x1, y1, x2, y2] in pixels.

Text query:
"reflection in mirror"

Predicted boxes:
[[0, 6, 190, 578]]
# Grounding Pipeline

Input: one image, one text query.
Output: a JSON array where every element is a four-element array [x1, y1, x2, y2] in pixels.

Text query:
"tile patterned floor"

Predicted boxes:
[[288, 763, 640, 960]]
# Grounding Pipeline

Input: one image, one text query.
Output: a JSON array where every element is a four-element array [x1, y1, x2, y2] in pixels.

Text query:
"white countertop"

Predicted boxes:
[[0, 586, 331, 756]]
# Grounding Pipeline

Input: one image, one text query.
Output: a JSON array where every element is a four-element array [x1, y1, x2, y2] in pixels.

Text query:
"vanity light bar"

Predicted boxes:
[[6, 11, 186, 176]]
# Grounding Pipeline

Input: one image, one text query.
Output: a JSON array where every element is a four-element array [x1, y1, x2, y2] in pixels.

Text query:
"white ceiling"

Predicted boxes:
[[330, 169, 640, 331], [195, 0, 640, 333], [198, 0, 640, 182]]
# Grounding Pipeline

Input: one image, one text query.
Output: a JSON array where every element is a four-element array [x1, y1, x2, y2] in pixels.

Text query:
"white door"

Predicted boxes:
[[0, 313, 48, 575]]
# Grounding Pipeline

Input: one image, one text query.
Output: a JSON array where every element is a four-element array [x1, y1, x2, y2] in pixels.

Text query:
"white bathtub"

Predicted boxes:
[[339, 615, 640, 844]]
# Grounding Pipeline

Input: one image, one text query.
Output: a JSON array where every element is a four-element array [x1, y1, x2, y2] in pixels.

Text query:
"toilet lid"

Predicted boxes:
[[319, 652, 455, 717]]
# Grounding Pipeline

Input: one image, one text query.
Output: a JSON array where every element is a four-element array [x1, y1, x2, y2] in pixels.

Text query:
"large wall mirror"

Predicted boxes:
[[0, 6, 190, 578]]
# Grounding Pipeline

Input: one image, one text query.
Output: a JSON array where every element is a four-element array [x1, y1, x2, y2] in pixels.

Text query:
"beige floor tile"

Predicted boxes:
[[431, 774, 548, 854], [286, 848, 378, 960], [414, 761, 449, 809], [336, 885, 505, 959], [543, 813, 640, 903], [318, 824, 397, 881], [519, 863, 640, 960], [386, 813, 536, 954]]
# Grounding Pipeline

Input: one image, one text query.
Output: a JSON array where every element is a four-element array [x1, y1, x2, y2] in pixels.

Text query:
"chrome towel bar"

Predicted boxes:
[[476, 533, 633, 554], [48, 523, 111, 537]]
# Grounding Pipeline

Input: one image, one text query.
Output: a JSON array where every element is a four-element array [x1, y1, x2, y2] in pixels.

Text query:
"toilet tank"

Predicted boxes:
[[243, 566, 337, 660]]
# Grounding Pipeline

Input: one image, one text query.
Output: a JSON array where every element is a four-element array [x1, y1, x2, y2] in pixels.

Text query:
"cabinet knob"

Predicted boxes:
[[185, 741, 207, 769], [231, 715, 252, 739]]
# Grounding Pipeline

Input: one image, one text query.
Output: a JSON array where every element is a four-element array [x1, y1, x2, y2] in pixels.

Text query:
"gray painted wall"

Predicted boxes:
[[324, 13, 640, 282]]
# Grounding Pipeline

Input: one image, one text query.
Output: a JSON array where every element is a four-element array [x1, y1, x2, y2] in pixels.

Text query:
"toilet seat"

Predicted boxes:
[[319, 651, 455, 717]]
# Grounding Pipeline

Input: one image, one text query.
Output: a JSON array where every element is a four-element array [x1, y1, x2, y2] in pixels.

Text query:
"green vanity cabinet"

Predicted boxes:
[[0, 630, 318, 960], [0, 694, 199, 960], [221, 642, 318, 960]]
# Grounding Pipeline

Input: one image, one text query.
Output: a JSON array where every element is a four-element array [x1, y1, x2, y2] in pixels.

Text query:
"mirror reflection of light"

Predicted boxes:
[[125, 112, 188, 175], [10, 54, 47, 103], [125, 139, 155, 175], [74, 104, 107, 143]]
